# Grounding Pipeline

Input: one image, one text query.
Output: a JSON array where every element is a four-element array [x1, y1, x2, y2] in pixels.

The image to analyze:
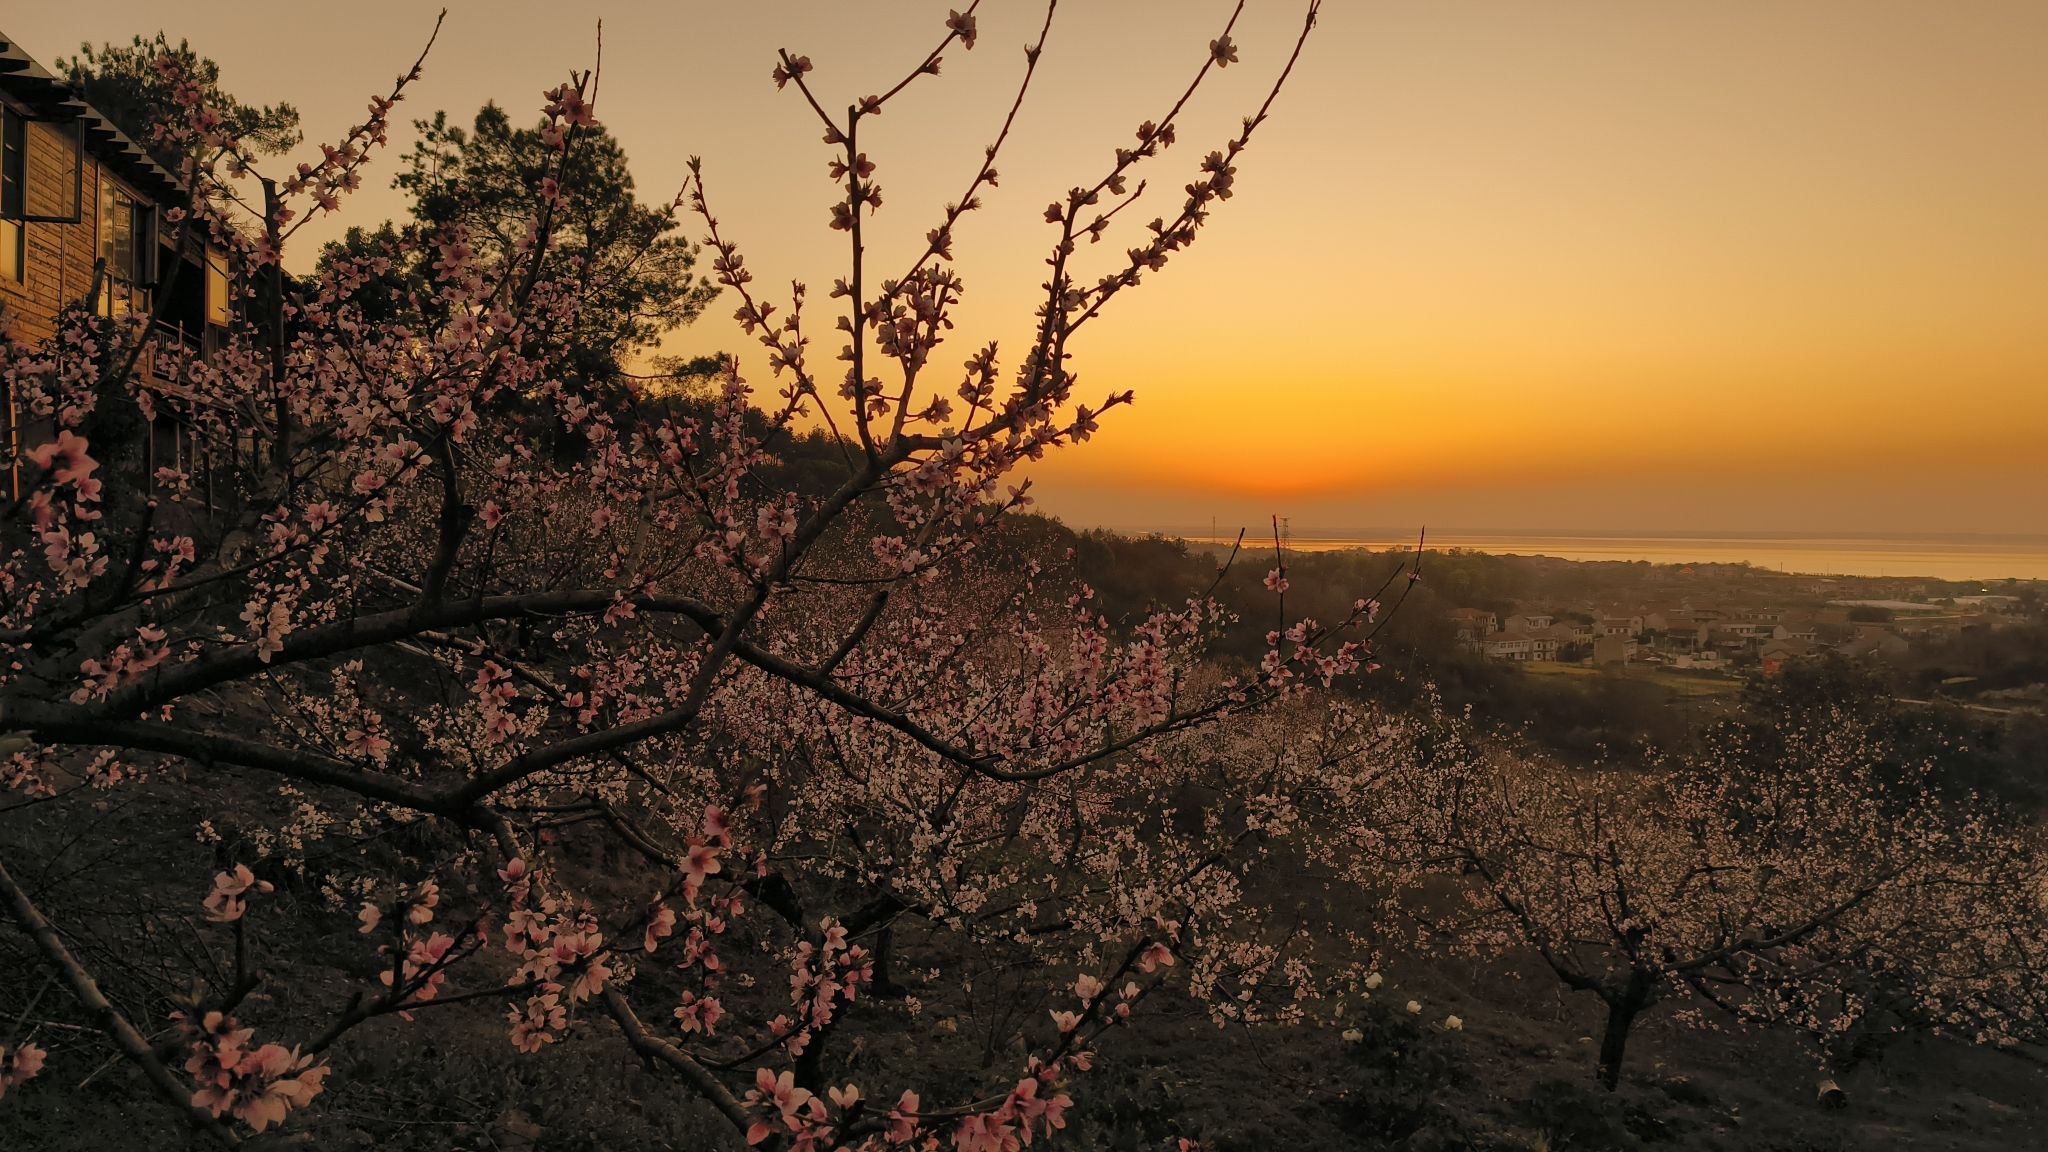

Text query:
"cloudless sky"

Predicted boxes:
[[8, 2, 2046, 536]]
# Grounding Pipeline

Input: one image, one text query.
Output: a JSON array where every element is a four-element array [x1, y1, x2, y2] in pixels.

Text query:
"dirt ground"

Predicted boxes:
[[5, 777, 2045, 1151]]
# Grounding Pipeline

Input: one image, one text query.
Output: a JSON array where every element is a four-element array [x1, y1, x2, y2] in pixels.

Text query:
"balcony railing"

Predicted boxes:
[[142, 319, 206, 386]]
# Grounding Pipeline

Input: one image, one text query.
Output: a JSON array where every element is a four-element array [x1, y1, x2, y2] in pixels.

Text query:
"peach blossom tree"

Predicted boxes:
[[1380, 707, 2044, 1090], [0, 5, 1399, 1147]]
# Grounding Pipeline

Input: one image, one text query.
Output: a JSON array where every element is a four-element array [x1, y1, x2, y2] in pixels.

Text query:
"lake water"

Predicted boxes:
[[1157, 531, 2048, 583]]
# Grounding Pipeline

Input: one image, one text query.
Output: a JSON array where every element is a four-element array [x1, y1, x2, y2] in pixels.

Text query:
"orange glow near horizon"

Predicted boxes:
[[8, 1, 2047, 535]]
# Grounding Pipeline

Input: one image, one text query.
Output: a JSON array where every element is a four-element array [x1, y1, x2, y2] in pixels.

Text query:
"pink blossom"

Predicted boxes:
[[181, 1012, 327, 1132], [1137, 942, 1176, 973], [702, 806, 731, 845], [203, 864, 273, 923], [746, 1067, 817, 1139], [508, 990, 568, 1053], [405, 879, 441, 926], [684, 840, 723, 891], [886, 1090, 921, 1144], [953, 1112, 1018, 1152], [644, 903, 677, 953], [26, 430, 99, 487], [946, 9, 978, 49], [0, 1042, 47, 1099], [673, 991, 724, 1036], [303, 502, 340, 532], [770, 55, 813, 90]]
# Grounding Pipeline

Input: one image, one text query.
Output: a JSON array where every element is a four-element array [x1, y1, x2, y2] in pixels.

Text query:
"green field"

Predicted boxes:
[[1515, 660, 1746, 697], [1643, 670, 1747, 697], [1515, 661, 1602, 678]]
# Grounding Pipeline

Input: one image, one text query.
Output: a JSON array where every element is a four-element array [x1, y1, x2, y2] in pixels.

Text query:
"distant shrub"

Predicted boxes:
[[1333, 998, 1469, 1147]]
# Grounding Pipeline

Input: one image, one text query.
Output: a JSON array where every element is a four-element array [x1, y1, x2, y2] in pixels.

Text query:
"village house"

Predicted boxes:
[[1951, 594, 2022, 614], [1758, 638, 1815, 676], [1839, 630, 1911, 661], [1449, 603, 1582, 664], [1777, 611, 1821, 641], [1474, 624, 1574, 664], [1447, 608, 1498, 650], [2, 30, 241, 502], [1480, 633, 1534, 661], [1524, 625, 1570, 662], [1893, 613, 1968, 639], [1592, 634, 1636, 665], [1710, 620, 1791, 644], [1595, 614, 1643, 638], [1653, 621, 1708, 653], [1452, 582, 1983, 671]]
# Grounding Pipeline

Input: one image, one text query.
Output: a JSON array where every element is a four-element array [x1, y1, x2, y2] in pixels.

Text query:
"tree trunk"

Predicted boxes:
[[794, 1022, 829, 1092], [261, 178, 292, 491], [1597, 998, 1639, 1090], [870, 920, 908, 999]]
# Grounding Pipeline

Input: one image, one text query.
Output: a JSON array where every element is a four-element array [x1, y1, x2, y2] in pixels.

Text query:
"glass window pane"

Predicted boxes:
[[132, 203, 156, 284], [205, 250, 231, 326], [1, 109, 23, 218], [111, 193, 134, 282], [99, 181, 114, 261], [0, 221, 20, 285]]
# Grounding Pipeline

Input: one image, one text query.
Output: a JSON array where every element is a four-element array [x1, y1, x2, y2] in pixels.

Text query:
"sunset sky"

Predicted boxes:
[[11, 2, 2046, 536]]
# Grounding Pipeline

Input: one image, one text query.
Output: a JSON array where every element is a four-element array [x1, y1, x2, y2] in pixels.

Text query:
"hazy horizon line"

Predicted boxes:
[[1094, 525, 2048, 546]]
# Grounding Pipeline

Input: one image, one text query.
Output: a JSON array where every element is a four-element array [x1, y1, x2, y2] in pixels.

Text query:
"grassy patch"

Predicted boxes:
[[1510, 661, 1746, 699], [1516, 662, 1604, 679]]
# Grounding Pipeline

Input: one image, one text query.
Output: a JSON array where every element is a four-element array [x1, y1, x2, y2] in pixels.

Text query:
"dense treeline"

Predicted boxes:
[[956, 509, 2048, 802]]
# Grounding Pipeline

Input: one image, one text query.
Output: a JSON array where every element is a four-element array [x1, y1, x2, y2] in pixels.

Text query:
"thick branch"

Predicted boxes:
[[601, 988, 752, 1132], [0, 853, 241, 1146], [5, 700, 466, 821]]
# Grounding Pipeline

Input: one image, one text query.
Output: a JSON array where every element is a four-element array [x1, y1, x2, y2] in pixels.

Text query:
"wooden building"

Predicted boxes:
[[2, 29, 240, 504]]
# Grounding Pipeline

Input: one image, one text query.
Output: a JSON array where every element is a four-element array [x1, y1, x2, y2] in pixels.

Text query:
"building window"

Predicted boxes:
[[97, 181, 155, 317], [205, 247, 231, 327], [1, 108, 25, 285]]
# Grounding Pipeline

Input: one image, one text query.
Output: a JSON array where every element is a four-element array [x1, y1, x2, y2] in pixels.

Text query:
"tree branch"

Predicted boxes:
[[0, 852, 241, 1146]]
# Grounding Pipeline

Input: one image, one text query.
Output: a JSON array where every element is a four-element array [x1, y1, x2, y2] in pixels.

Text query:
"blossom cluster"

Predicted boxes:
[[176, 1011, 329, 1133]]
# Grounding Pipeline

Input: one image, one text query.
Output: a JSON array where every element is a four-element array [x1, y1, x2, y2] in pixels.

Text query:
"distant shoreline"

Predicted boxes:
[[1107, 529, 2048, 583]]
